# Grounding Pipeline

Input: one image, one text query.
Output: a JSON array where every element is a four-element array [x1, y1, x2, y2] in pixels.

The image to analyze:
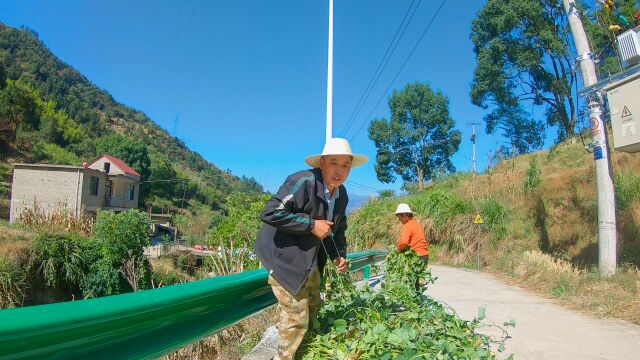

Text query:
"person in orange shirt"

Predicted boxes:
[[396, 203, 429, 262], [395, 203, 429, 293]]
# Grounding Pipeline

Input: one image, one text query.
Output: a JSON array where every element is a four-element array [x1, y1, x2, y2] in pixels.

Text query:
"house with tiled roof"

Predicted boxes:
[[9, 154, 140, 223]]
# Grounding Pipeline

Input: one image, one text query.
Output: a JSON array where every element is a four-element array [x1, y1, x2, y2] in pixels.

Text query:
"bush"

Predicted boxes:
[[91, 210, 152, 294], [523, 157, 542, 193], [411, 188, 472, 227], [30, 231, 91, 293], [210, 193, 270, 248], [81, 259, 123, 298], [480, 198, 508, 243], [0, 255, 27, 308], [34, 142, 81, 165], [615, 171, 640, 213], [93, 209, 151, 262]]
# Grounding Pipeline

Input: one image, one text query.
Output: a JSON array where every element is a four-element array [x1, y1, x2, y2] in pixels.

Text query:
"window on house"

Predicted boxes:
[[90, 176, 99, 196], [128, 185, 135, 200]]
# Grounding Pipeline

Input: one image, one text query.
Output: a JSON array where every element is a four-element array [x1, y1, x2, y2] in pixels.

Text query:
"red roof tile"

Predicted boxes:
[[85, 154, 141, 178]]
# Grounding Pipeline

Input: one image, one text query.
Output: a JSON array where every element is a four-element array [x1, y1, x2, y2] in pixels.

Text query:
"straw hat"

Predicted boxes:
[[304, 138, 368, 168], [394, 203, 414, 215]]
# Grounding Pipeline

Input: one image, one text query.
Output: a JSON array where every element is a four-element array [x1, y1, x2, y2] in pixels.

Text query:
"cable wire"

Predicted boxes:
[[349, 0, 448, 141], [340, 0, 422, 136]]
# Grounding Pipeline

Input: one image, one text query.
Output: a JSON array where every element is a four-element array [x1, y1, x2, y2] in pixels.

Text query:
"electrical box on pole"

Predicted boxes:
[[617, 27, 640, 68], [604, 72, 640, 153]]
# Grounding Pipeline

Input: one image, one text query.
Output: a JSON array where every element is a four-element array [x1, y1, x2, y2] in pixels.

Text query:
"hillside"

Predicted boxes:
[[347, 139, 640, 325], [0, 23, 262, 221]]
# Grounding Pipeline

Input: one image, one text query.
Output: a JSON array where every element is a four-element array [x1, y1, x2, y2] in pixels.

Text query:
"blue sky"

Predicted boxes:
[[1, 0, 538, 195]]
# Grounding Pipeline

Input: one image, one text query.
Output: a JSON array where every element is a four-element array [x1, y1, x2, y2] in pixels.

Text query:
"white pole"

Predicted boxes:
[[562, 0, 617, 277], [326, 0, 334, 142]]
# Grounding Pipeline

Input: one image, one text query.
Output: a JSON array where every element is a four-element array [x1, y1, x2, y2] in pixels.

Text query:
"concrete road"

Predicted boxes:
[[426, 265, 640, 360]]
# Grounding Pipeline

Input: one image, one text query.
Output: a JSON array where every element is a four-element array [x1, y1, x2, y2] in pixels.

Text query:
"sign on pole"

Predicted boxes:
[[473, 213, 484, 269]]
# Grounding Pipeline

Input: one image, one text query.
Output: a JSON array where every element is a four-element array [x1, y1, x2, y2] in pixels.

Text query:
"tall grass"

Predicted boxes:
[[0, 255, 27, 308], [615, 171, 640, 213], [18, 202, 94, 236]]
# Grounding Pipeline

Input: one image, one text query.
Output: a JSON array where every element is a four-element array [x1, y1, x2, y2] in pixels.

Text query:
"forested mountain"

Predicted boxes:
[[0, 23, 262, 218]]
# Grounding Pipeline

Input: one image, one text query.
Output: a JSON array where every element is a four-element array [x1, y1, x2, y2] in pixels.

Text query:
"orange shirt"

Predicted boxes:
[[397, 218, 429, 256]]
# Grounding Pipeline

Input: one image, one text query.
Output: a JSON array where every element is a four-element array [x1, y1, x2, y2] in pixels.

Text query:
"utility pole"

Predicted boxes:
[[562, 0, 617, 277], [468, 122, 480, 176], [325, 0, 334, 142]]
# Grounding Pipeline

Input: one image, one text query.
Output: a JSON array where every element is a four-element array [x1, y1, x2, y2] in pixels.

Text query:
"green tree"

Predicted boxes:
[[582, 0, 639, 77], [368, 82, 461, 190], [210, 192, 271, 248], [0, 61, 6, 89], [142, 152, 179, 203], [85, 210, 152, 296], [96, 134, 151, 179], [471, 0, 577, 147], [0, 80, 38, 144], [92, 209, 151, 261]]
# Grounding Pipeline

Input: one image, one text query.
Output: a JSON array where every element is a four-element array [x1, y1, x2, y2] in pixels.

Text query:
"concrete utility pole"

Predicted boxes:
[[562, 0, 617, 277], [325, 0, 334, 142], [468, 122, 480, 176]]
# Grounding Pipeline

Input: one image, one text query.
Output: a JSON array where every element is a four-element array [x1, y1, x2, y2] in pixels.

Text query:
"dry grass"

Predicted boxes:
[[17, 202, 94, 237], [163, 307, 278, 360], [0, 221, 36, 257], [490, 251, 640, 325], [423, 140, 640, 325]]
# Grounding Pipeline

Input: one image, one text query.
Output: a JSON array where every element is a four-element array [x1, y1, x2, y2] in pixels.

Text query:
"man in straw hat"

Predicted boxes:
[[254, 138, 367, 360], [395, 203, 430, 292]]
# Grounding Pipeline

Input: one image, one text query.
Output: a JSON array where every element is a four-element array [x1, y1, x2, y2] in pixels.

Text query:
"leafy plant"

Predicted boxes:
[[615, 171, 640, 213], [300, 251, 511, 359], [31, 231, 89, 293], [0, 255, 27, 308], [480, 198, 508, 243], [523, 157, 541, 193]]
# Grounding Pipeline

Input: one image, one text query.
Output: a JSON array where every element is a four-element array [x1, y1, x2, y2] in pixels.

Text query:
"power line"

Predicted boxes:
[[349, 0, 448, 141], [345, 180, 383, 194], [340, 0, 422, 136]]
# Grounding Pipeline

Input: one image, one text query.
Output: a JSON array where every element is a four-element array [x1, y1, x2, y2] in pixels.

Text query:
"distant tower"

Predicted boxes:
[[172, 116, 180, 136]]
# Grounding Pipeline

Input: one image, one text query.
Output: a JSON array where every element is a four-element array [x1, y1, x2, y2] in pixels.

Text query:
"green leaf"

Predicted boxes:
[[386, 330, 404, 346], [503, 318, 516, 327], [499, 343, 506, 352], [477, 306, 486, 321], [333, 319, 347, 334]]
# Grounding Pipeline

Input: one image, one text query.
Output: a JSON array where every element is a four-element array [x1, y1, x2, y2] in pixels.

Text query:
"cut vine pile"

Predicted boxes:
[[299, 251, 513, 359]]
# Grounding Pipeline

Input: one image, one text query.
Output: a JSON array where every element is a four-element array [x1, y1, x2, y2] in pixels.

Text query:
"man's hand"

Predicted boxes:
[[312, 220, 333, 239], [332, 257, 347, 273]]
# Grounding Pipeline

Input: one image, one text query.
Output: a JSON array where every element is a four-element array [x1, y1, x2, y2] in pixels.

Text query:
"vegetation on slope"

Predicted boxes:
[[0, 23, 262, 221], [348, 140, 640, 325]]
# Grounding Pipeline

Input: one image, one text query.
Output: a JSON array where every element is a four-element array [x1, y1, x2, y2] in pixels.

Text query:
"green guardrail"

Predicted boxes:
[[0, 250, 387, 360]]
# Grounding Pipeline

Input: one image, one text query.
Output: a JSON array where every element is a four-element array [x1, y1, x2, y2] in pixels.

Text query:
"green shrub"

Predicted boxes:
[[210, 193, 270, 248], [90, 210, 152, 294], [523, 157, 541, 193], [34, 142, 81, 165], [81, 259, 123, 298], [0, 255, 27, 308], [480, 198, 508, 243], [30, 231, 90, 292], [411, 188, 472, 227], [615, 171, 640, 213], [93, 209, 151, 262]]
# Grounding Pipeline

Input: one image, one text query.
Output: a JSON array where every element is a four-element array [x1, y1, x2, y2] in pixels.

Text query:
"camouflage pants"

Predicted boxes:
[[268, 268, 321, 360]]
